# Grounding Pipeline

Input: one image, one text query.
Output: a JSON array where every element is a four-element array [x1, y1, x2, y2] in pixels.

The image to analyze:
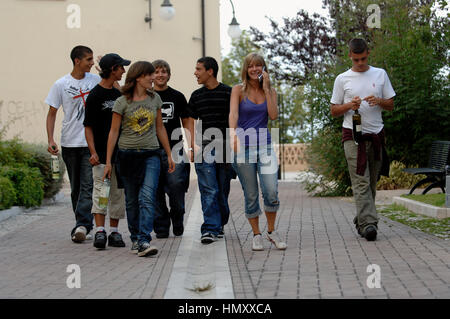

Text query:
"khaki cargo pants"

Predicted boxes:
[[344, 140, 382, 233]]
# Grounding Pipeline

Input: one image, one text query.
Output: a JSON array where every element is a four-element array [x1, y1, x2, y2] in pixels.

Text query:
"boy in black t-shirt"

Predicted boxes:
[[152, 60, 193, 238], [83, 53, 130, 250], [186, 57, 235, 244]]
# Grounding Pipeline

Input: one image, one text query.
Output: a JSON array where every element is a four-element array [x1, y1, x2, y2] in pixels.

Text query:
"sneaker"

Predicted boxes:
[[156, 233, 169, 239], [86, 233, 93, 240], [131, 241, 139, 253], [217, 226, 224, 239], [252, 234, 264, 251], [108, 232, 126, 247], [200, 232, 217, 245], [266, 231, 287, 250], [93, 230, 107, 249], [72, 226, 87, 243], [137, 242, 158, 257], [363, 225, 377, 241]]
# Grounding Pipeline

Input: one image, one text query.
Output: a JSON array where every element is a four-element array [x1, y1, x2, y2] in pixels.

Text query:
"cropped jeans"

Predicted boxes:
[[232, 144, 280, 219], [117, 149, 160, 245]]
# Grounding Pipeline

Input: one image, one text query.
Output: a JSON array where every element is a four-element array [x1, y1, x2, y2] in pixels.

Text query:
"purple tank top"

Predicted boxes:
[[237, 97, 271, 146]]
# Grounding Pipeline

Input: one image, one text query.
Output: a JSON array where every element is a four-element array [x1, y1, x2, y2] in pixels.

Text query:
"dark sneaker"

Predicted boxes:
[[93, 230, 107, 249], [217, 227, 224, 238], [173, 225, 184, 237], [131, 241, 139, 253], [363, 225, 377, 241], [137, 242, 158, 257], [108, 232, 126, 247], [201, 233, 217, 245], [156, 233, 169, 239]]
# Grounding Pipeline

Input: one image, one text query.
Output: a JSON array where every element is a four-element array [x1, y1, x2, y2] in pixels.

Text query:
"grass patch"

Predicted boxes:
[[401, 193, 446, 207], [378, 203, 450, 240]]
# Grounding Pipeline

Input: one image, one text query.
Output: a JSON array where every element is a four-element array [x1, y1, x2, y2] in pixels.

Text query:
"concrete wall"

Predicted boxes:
[[0, 0, 221, 144]]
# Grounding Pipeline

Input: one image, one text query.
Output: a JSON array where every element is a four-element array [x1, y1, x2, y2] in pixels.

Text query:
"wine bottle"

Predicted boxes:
[[352, 109, 362, 145], [99, 178, 111, 209]]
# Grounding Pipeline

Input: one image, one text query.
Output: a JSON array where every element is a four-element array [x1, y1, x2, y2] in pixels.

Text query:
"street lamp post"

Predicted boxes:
[[227, 0, 241, 39], [145, 0, 175, 29]]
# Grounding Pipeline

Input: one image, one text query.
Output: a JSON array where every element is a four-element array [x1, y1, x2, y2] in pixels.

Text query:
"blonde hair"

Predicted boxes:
[[240, 53, 270, 96]]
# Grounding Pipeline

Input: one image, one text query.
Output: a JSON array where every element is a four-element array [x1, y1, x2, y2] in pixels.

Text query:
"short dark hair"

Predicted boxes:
[[70, 45, 93, 65], [197, 56, 218, 78], [348, 38, 368, 54], [152, 59, 171, 77], [99, 65, 120, 79]]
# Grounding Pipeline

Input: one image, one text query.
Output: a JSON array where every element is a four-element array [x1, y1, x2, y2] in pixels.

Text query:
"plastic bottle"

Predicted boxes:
[[99, 178, 111, 209]]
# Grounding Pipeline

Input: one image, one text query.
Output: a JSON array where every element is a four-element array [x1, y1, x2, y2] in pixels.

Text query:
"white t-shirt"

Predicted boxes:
[[331, 66, 396, 134], [45, 73, 101, 147]]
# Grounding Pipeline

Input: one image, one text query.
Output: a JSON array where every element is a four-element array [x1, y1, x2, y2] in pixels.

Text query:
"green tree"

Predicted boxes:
[[221, 32, 310, 143]]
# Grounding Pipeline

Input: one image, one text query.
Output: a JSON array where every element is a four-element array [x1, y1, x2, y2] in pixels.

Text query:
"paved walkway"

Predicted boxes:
[[0, 179, 448, 299]]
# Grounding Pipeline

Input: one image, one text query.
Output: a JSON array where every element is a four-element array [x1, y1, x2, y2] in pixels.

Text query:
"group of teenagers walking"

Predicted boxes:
[[45, 45, 287, 257], [46, 37, 395, 258]]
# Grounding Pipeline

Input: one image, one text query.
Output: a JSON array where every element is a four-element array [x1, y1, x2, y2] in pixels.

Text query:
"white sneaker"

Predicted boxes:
[[266, 231, 287, 250], [72, 226, 87, 243], [86, 233, 93, 240], [252, 234, 264, 251]]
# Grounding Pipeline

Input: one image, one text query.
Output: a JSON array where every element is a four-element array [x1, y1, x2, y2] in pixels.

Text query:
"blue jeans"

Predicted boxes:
[[232, 145, 280, 219], [154, 149, 190, 234], [118, 149, 160, 244], [195, 150, 234, 235], [61, 147, 94, 235]]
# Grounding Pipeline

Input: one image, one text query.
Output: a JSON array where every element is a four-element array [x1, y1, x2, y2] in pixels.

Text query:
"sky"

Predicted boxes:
[[219, 0, 329, 55]]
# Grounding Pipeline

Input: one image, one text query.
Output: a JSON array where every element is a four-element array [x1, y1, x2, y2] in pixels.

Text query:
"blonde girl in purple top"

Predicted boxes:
[[229, 53, 287, 251]]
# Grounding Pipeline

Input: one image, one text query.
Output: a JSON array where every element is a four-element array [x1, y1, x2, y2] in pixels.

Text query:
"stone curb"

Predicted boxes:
[[0, 191, 65, 223], [392, 196, 450, 219]]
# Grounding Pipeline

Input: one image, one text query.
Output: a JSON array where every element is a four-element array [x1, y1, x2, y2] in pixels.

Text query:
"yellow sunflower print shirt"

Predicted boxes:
[[113, 94, 163, 150]]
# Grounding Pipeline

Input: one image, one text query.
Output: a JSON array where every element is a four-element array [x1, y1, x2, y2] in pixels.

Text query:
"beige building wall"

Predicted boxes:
[[0, 0, 222, 144]]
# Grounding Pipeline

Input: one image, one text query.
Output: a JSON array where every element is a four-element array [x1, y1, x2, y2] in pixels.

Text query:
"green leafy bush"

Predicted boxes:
[[0, 138, 34, 167], [0, 165, 44, 208], [377, 160, 426, 190], [303, 126, 352, 196], [0, 176, 16, 210]]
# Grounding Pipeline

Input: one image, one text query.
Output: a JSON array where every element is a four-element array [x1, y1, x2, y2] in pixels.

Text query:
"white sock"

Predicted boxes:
[[110, 227, 118, 233], [96, 226, 106, 233]]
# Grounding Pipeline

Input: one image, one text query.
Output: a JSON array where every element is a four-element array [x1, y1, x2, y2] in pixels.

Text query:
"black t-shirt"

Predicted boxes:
[[83, 84, 122, 164], [155, 86, 189, 149], [187, 83, 232, 146]]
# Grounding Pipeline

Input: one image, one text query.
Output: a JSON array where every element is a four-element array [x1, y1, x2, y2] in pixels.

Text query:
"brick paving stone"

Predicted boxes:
[[1, 180, 449, 299], [226, 181, 450, 299]]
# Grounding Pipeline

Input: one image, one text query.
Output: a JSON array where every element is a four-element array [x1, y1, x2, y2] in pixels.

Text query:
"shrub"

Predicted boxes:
[[377, 160, 427, 190], [0, 138, 34, 167], [0, 176, 16, 210], [22, 143, 65, 198], [303, 126, 352, 196], [0, 165, 44, 208]]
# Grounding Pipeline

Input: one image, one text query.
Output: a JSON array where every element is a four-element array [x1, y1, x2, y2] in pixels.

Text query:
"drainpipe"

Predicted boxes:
[[201, 0, 206, 57]]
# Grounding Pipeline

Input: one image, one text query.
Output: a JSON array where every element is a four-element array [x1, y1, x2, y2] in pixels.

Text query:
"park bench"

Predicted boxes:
[[403, 140, 450, 195]]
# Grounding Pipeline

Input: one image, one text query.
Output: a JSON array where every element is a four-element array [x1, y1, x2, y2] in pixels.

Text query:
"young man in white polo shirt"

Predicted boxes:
[[330, 38, 395, 241], [46, 45, 101, 243]]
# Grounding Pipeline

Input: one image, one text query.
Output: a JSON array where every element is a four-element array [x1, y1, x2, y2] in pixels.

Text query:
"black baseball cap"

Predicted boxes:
[[99, 53, 131, 71]]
